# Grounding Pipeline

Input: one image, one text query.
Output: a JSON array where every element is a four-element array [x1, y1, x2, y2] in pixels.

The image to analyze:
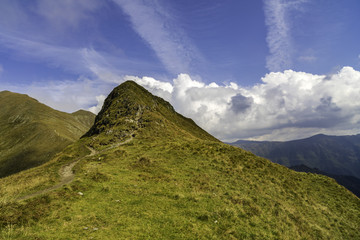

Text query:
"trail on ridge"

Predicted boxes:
[[16, 136, 133, 201], [16, 102, 142, 201]]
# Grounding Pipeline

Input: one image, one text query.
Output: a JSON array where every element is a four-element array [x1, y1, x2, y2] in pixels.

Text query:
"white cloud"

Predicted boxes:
[[4, 66, 360, 141], [109, 67, 360, 141], [1, 0, 358, 141], [0, 0, 103, 44], [264, 0, 308, 72], [25, 78, 114, 113], [0, 64, 3, 74], [89, 95, 106, 114], [0, 30, 162, 84], [0, 31, 168, 115], [113, 0, 202, 74], [124, 75, 173, 102], [0, 32, 91, 74]]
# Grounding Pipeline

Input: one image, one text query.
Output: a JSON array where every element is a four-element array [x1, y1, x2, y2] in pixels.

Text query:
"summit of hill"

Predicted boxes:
[[84, 81, 217, 143], [0, 82, 359, 239]]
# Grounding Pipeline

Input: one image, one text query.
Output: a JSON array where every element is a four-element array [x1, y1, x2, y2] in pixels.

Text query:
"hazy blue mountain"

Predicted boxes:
[[229, 134, 360, 178], [289, 164, 360, 198]]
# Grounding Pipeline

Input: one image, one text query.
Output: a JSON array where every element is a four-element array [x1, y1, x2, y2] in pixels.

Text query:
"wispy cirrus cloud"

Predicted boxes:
[[35, 0, 101, 30], [0, 0, 165, 114], [0, 30, 160, 81], [0, 32, 156, 112], [0, 0, 103, 43], [263, 0, 308, 72], [0, 32, 90, 74], [113, 0, 202, 75]]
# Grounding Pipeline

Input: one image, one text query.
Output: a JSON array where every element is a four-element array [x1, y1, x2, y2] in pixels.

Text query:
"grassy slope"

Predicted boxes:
[[0, 82, 359, 239], [71, 110, 97, 127], [230, 134, 360, 178], [290, 165, 360, 198], [0, 91, 95, 177]]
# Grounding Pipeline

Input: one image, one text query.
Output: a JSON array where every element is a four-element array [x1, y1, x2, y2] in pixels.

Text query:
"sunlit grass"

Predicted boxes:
[[0, 91, 95, 178], [1, 136, 358, 239], [0, 82, 359, 239]]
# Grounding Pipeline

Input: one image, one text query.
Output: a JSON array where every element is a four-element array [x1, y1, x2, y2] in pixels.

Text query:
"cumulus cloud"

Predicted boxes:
[[123, 75, 173, 102], [5, 66, 360, 141], [231, 94, 254, 114], [264, 0, 308, 72], [100, 66, 360, 141], [89, 95, 106, 114], [113, 0, 202, 74]]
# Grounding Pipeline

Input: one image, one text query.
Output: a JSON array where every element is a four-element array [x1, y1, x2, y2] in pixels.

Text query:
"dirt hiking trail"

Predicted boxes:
[[16, 136, 132, 201]]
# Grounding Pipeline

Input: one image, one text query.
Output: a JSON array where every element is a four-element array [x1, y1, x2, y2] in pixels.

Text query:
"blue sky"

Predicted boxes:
[[1, 0, 360, 141]]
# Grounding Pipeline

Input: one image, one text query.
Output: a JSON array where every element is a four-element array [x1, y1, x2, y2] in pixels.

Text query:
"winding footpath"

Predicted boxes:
[[16, 106, 142, 201], [16, 136, 133, 201]]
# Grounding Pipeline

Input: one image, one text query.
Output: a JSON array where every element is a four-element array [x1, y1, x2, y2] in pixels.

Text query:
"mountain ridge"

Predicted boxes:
[[229, 133, 360, 178], [0, 90, 95, 178], [83, 81, 218, 145], [289, 164, 360, 197], [0, 82, 359, 239]]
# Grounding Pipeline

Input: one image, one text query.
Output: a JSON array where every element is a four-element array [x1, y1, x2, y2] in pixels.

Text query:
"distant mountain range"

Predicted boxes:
[[0, 91, 95, 178], [289, 164, 360, 197], [229, 134, 360, 197], [230, 134, 360, 178], [1, 81, 359, 239]]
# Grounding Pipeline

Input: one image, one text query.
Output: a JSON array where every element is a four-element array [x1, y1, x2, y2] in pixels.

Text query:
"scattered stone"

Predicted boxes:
[[93, 227, 99, 231], [83, 227, 88, 230], [78, 192, 84, 196], [214, 220, 218, 224], [115, 199, 120, 202]]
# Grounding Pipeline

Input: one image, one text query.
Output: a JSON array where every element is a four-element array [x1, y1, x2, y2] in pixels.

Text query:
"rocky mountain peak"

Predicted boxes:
[[83, 81, 217, 143]]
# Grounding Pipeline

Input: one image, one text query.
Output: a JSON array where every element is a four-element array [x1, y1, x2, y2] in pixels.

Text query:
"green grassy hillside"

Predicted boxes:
[[0, 91, 95, 178], [0, 82, 359, 239], [71, 110, 97, 127], [290, 165, 360, 198], [229, 134, 360, 178]]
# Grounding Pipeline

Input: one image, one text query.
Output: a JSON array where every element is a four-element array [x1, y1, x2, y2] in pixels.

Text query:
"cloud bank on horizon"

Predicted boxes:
[[96, 66, 360, 141], [1, 0, 360, 141]]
